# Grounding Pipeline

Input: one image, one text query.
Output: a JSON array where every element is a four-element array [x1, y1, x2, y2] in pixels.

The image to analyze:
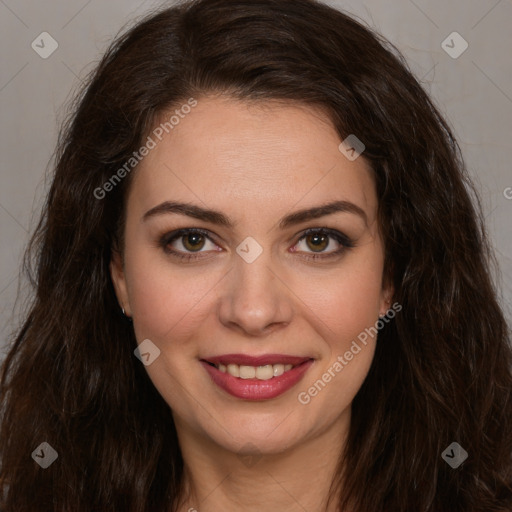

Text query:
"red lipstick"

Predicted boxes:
[[200, 354, 314, 401], [204, 354, 310, 367]]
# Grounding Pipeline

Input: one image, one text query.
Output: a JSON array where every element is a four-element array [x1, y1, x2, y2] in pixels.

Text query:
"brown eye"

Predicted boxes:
[[181, 232, 206, 252], [159, 228, 219, 260], [160, 227, 354, 263], [294, 228, 354, 260], [304, 232, 329, 252]]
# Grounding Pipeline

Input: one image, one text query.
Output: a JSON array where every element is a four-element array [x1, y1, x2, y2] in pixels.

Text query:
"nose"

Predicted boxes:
[[217, 249, 294, 337]]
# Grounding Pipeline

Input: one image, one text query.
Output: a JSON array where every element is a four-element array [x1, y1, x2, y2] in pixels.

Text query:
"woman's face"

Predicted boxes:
[[111, 95, 392, 455]]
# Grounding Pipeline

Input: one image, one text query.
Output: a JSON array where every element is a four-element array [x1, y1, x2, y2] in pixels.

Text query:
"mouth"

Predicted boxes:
[[200, 354, 314, 400], [203, 361, 297, 380]]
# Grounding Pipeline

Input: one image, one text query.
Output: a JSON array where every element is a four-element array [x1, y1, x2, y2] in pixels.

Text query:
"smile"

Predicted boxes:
[[208, 362, 295, 380], [200, 354, 314, 400]]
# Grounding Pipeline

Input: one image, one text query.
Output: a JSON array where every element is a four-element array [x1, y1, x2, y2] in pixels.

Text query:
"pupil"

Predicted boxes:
[[308, 233, 327, 251], [184, 233, 204, 251]]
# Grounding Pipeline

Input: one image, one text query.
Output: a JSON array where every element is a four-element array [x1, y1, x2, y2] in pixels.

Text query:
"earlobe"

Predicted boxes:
[[110, 250, 131, 317], [378, 263, 395, 316], [379, 283, 395, 318]]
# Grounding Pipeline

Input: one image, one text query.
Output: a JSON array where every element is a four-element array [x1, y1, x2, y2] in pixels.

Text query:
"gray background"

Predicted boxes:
[[1, 0, 511, 358]]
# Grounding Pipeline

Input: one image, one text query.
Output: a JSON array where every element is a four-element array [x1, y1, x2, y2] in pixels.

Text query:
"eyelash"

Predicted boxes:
[[158, 227, 355, 262]]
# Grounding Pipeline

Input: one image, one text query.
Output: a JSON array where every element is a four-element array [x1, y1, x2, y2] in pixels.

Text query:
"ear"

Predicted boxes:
[[379, 271, 395, 317], [110, 248, 131, 316], [379, 286, 395, 317]]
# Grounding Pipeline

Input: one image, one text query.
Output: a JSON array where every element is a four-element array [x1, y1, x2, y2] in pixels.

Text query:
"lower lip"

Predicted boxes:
[[201, 360, 314, 400]]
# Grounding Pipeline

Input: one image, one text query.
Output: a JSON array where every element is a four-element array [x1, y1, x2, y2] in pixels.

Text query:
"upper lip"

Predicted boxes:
[[202, 354, 312, 366]]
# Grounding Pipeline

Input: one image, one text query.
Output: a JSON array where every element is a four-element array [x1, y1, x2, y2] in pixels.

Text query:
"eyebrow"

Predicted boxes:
[[142, 199, 368, 229]]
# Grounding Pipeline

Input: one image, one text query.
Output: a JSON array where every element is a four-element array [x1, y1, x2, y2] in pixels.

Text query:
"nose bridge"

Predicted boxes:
[[218, 240, 292, 335]]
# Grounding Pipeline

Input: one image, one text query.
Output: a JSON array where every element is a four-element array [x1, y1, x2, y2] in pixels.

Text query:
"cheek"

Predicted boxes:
[[124, 247, 216, 343], [300, 251, 384, 347], [297, 263, 381, 412]]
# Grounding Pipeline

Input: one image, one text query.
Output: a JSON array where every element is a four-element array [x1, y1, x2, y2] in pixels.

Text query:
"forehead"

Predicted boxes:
[[128, 96, 377, 224]]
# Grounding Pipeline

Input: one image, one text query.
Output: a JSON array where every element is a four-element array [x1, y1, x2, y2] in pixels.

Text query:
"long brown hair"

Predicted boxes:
[[1, 0, 511, 510]]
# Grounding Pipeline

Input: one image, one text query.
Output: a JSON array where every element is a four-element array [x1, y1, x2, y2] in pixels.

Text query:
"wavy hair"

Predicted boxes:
[[1, 0, 511, 510]]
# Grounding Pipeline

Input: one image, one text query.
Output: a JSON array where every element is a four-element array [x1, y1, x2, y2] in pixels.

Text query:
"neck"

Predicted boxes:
[[173, 410, 350, 512]]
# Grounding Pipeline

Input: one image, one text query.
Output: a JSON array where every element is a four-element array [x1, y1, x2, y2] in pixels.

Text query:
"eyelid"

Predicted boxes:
[[159, 226, 354, 260], [298, 227, 354, 249], [159, 227, 218, 252]]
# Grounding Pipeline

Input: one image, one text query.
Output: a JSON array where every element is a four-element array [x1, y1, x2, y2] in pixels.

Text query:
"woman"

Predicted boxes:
[[1, 0, 511, 510]]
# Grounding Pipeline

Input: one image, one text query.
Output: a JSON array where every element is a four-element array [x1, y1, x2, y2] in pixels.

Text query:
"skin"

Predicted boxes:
[[110, 95, 393, 512]]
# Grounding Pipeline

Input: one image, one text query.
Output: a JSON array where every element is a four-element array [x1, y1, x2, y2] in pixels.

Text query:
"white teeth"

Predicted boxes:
[[256, 365, 273, 380], [239, 365, 256, 379], [214, 362, 298, 380], [273, 364, 284, 377], [227, 363, 240, 377]]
